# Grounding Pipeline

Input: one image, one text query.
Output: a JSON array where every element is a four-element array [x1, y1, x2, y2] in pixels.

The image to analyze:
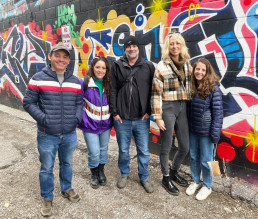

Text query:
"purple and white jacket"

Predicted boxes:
[[77, 77, 112, 134]]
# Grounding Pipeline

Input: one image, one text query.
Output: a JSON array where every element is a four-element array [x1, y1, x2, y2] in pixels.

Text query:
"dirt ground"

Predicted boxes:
[[0, 109, 257, 218]]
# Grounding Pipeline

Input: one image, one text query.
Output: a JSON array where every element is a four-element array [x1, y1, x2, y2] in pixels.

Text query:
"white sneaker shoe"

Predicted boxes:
[[195, 186, 212, 201], [186, 182, 201, 196]]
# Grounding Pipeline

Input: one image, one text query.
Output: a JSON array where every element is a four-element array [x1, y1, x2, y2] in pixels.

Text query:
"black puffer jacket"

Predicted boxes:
[[23, 65, 83, 135], [110, 56, 155, 119], [189, 85, 223, 143]]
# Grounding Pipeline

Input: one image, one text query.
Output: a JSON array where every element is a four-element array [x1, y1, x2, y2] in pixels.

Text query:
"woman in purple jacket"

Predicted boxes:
[[78, 56, 112, 189], [186, 58, 223, 200]]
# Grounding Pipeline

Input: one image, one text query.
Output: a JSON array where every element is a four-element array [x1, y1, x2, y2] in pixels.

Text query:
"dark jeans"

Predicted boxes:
[[160, 101, 189, 175]]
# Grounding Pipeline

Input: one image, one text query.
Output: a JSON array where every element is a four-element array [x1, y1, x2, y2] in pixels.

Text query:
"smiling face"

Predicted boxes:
[[125, 44, 139, 60], [169, 36, 181, 60], [93, 60, 107, 80], [48, 50, 70, 74], [194, 62, 207, 82]]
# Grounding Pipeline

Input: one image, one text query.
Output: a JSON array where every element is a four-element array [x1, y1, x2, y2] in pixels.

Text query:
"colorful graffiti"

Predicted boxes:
[[0, 0, 257, 182], [0, 0, 44, 21]]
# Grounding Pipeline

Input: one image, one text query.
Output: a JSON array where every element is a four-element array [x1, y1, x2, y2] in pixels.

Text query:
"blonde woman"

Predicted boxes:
[[151, 32, 191, 195]]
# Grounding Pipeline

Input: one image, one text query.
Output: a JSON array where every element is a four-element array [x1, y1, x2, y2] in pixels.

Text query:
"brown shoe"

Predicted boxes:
[[61, 189, 80, 203], [41, 198, 53, 217]]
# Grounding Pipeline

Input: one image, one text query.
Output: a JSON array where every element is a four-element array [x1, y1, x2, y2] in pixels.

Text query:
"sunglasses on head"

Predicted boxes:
[[167, 29, 180, 37]]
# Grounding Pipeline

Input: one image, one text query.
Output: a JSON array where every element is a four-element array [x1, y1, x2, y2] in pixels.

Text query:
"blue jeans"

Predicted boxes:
[[114, 118, 150, 181], [189, 131, 213, 188], [83, 129, 111, 168], [37, 130, 77, 200]]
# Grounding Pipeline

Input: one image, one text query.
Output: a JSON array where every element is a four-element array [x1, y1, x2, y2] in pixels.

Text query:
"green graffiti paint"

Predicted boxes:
[[54, 4, 79, 38]]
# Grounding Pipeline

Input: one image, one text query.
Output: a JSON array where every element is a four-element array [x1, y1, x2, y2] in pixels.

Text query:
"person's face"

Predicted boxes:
[[194, 62, 207, 82], [93, 60, 107, 80], [169, 37, 181, 59], [48, 50, 70, 74], [125, 45, 139, 60]]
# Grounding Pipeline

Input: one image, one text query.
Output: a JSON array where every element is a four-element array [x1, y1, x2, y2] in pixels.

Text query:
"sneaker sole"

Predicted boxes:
[[41, 209, 52, 217], [162, 183, 179, 196], [186, 184, 202, 196], [41, 212, 52, 217], [91, 183, 100, 189], [117, 184, 126, 189], [99, 180, 107, 186]]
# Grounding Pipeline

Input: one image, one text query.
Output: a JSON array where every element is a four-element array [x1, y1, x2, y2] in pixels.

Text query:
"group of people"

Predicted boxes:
[[23, 33, 223, 217]]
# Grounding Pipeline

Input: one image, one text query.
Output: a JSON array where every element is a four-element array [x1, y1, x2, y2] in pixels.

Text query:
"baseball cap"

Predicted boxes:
[[50, 44, 70, 56], [123, 35, 139, 50]]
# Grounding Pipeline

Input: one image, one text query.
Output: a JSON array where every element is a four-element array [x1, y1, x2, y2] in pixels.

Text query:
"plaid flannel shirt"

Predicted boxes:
[[151, 58, 192, 120]]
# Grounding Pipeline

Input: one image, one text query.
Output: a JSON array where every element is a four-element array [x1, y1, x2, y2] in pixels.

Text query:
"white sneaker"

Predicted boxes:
[[186, 182, 201, 196], [195, 186, 212, 201]]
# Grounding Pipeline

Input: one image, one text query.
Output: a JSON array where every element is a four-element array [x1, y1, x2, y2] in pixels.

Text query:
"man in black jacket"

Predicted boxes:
[[110, 35, 155, 193], [23, 44, 82, 217]]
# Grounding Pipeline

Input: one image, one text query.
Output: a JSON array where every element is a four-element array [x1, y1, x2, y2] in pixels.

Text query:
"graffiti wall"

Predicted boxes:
[[0, 0, 257, 184]]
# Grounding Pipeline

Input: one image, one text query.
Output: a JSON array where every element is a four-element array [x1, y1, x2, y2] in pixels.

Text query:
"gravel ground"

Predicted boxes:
[[0, 107, 257, 218]]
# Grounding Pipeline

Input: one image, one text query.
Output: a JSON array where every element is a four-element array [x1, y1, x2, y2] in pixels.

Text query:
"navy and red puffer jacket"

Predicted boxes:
[[23, 65, 83, 135]]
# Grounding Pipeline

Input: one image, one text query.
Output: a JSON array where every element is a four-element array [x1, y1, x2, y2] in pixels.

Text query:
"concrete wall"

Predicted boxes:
[[0, 0, 257, 184]]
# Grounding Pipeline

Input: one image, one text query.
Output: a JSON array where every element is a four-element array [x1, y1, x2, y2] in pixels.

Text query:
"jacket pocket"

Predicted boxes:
[[163, 74, 178, 92]]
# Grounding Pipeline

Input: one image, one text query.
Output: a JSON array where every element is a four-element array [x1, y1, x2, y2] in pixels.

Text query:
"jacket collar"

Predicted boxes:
[[119, 55, 144, 68], [88, 77, 98, 88], [43, 65, 72, 79]]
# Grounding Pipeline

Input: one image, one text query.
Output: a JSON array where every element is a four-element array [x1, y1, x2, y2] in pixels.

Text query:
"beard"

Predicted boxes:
[[126, 50, 139, 59]]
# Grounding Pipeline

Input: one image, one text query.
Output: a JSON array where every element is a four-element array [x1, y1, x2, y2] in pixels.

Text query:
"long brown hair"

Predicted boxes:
[[191, 58, 220, 98], [86, 56, 111, 98]]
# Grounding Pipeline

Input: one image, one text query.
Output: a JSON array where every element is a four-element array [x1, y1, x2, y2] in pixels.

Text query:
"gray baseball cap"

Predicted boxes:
[[50, 44, 70, 56]]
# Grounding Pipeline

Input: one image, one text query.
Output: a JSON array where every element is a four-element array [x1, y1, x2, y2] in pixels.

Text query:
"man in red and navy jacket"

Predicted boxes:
[[23, 44, 82, 217]]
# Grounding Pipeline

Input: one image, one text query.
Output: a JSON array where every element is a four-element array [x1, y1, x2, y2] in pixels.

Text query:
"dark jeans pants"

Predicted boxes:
[[160, 101, 189, 175]]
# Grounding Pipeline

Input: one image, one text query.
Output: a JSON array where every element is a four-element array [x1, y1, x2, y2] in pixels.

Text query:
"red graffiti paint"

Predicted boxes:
[[245, 145, 258, 163], [98, 51, 104, 57], [82, 68, 86, 76], [96, 46, 100, 51], [239, 93, 258, 107], [53, 34, 57, 41], [36, 25, 40, 31], [57, 27, 61, 35], [244, 0, 251, 5], [217, 142, 235, 161], [231, 135, 243, 147], [181, 0, 197, 12], [110, 127, 116, 137], [82, 43, 89, 53], [152, 135, 158, 143], [171, 0, 182, 7]]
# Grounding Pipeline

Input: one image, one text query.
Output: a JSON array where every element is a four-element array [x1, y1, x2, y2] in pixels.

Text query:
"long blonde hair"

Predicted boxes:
[[162, 32, 190, 61]]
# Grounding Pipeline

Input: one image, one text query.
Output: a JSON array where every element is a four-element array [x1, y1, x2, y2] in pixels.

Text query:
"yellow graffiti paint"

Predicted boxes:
[[146, 0, 177, 13], [189, 3, 199, 21]]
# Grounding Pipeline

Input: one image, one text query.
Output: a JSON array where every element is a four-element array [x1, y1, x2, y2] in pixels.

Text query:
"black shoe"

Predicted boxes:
[[162, 176, 179, 196], [98, 164, 107, 186], [90, 167, 100, 189], [169, 169, 188, 187]]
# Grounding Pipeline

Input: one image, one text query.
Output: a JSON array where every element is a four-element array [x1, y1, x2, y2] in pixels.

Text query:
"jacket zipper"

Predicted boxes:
[[128, 68, 133, 114], [60, 81, 64, 134]]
